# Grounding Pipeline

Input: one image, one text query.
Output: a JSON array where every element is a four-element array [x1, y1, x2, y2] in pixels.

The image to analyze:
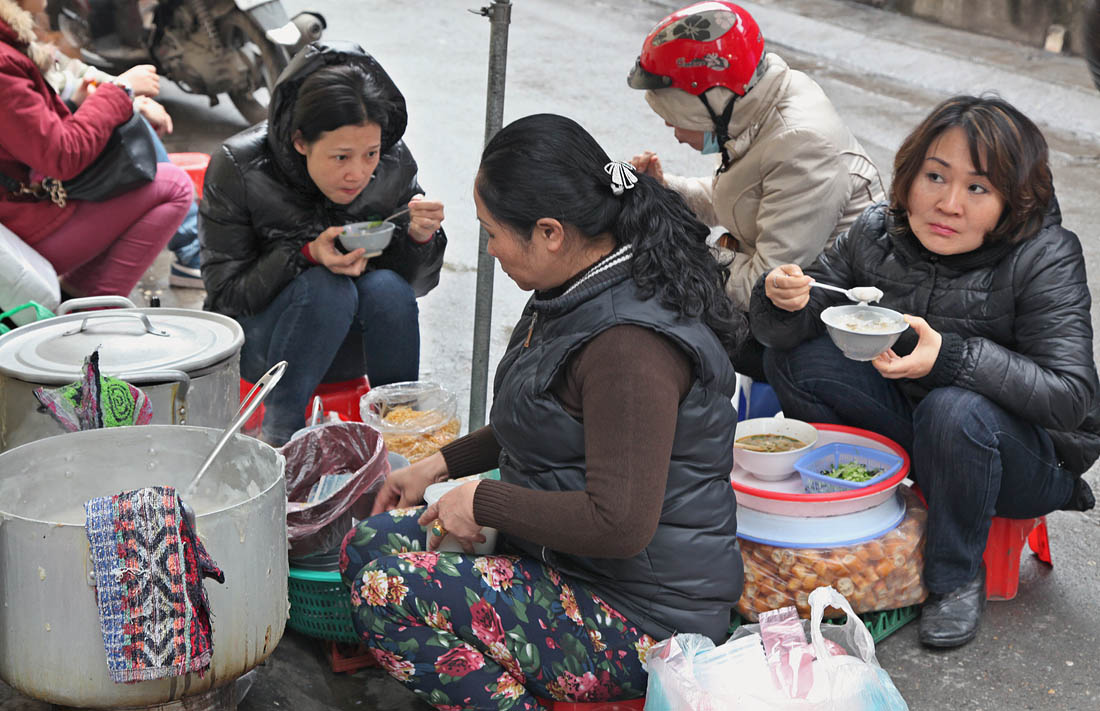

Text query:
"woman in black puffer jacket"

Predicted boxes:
[[200, 42, 447, 445], [750, 95, 1098, 650]]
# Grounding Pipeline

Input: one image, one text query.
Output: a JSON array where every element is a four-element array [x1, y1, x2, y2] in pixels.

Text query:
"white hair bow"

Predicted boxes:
[[604, 161, 638, 196]]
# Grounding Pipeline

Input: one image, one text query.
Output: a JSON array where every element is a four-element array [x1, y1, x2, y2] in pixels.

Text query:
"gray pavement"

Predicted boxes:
[[3, 0, 1100, 708]]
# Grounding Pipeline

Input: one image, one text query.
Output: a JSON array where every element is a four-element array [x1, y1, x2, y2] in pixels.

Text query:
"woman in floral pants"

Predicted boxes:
[[341, 509, 655, 710], [342, 115, 744, 710]]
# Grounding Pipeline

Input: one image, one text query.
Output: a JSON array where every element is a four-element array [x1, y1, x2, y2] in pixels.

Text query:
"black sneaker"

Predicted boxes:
[[169, 257, 204, 289]]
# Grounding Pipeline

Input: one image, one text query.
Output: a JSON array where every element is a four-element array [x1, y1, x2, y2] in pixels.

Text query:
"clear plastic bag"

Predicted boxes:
[[359, 381, 461, 462], [738, 486, 928, 620], [279, 422, 389, 557], [644, 587, 909, 710]]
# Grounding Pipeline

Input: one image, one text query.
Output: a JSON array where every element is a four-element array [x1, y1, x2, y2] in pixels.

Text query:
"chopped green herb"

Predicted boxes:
[[820, 462, 882, 482]]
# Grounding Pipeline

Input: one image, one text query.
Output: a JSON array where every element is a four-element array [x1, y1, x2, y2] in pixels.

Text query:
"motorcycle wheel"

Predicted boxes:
[[1088, 0, 1100, 93], [219, 10, 289, 125]]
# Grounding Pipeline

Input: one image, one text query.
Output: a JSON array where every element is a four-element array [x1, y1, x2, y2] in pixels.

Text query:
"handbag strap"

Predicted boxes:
[[0, 167, 66, 206]]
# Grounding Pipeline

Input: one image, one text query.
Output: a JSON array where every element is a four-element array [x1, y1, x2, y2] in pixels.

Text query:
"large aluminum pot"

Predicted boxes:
[[0, 298, 244, 452], [0, 425, 288, 708]]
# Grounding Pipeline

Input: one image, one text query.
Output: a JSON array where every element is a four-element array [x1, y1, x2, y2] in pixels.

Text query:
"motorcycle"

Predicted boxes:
[[47, 0, 326, 124]]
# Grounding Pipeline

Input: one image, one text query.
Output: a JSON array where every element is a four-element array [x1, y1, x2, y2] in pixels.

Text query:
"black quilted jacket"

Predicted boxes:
[[750, 201, 1100, 475], [198, 41, 446, 318]]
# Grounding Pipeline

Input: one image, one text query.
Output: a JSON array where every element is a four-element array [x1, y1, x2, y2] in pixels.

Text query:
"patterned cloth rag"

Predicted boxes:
[[84, 486, 225, 684], [33, 348, 153, 430]]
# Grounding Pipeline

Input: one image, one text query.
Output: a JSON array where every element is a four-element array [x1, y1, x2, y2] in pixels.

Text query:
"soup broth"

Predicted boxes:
[[735, 433, 806, 453]]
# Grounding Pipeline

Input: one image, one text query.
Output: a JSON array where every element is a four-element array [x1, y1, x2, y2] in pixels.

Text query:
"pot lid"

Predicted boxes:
[[0, 308, 243, 384]]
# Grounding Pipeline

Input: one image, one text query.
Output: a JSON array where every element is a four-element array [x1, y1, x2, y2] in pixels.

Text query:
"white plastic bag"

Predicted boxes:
[[0, 222, 60, 323], [644, 586, 909, 711]]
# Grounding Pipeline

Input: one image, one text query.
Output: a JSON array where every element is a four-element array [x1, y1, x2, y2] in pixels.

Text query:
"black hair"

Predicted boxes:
[[291, 64, 392, 143], [476, 113, 745, 351]]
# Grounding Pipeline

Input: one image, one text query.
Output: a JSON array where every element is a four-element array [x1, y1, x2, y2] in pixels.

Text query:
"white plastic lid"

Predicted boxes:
[[736, 491, 906, 548]]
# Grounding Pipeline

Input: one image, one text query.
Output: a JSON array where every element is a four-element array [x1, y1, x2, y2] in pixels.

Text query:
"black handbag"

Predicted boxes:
[[0, 111, 157, 208]]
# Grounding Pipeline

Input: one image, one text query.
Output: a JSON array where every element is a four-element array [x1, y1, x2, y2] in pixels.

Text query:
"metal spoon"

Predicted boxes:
[[180, 360, 288, 528], [810, 281, 884, 304], [382, 206, 411, 223]]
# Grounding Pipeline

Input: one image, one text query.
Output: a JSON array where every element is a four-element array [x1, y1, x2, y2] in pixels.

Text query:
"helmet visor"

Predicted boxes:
[[627, 57, 673, 90]]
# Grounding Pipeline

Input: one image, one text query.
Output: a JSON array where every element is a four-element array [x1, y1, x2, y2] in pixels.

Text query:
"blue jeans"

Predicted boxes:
[[764, 335, 1076, 593], [146, 119, 199, 257], [237, 267, 420, 444]]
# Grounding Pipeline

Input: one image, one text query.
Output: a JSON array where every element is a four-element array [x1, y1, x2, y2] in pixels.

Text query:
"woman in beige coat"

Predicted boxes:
[[629, 1, 884, 317]]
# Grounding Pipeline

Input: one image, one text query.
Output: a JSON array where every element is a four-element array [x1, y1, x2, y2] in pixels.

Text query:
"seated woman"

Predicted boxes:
[[750, 95, 1099, 649], [0, 0, 192, 299], [341, 114, 745, 708], [200, 42, 447, 446]]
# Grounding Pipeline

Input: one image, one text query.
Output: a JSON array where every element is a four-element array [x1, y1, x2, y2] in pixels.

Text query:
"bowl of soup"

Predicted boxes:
[[339, 220, 396, 256], [820, 304, 909, 361], [734, 416, 819, 481]]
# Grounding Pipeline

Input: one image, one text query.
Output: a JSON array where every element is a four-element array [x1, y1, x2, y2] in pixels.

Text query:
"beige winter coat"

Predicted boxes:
[[646, 53, 884, 311]]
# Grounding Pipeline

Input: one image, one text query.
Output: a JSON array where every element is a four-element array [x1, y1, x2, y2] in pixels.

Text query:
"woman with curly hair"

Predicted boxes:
[[341, 113, 747, 709], [751, 95, 1098, 649]]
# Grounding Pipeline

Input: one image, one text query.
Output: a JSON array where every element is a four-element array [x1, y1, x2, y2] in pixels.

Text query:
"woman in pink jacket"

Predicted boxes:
[[0, 0, 191, 299]]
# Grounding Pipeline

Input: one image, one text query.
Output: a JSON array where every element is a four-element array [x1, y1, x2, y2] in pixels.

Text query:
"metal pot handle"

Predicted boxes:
[[62, 311, 169, 337], [56, 296, 137, 315]]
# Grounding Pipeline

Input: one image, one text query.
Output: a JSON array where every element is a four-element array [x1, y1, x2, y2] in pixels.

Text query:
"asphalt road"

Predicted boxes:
[[2, 0, 1099, 709]]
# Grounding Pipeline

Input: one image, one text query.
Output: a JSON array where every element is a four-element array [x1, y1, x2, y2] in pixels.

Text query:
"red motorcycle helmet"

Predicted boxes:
[[628, 1, 764, 96]]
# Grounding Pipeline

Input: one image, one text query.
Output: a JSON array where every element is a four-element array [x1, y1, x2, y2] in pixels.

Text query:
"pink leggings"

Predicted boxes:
[[33, 163, 192, 297]]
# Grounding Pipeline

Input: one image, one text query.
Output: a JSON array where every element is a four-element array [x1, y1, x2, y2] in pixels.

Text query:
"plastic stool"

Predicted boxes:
[[167, 152, 211, 199], [239, 376, 371, 434], [534, 698, 646, 710], [736, 376, 782, 421], [982, 516, 1052, 601], [311, 376, 370, 422]]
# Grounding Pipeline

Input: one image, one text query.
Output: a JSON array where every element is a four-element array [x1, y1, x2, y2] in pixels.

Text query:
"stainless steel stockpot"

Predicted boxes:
[[0, 304, 244, 452]]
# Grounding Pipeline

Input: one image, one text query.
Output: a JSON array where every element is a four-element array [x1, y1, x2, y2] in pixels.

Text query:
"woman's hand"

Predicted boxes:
[[135, 97, 173, 136], [872, 315, 942, 379], [118, 65, 160, 97], [71, 77, 95, 107], [371, 451, 449, 515], [418, 481, 485, 554], [630, 150, 665, 185], [765, 265, 813, 312], [407, 195, 445, 242], [308, 226, 369, 276]]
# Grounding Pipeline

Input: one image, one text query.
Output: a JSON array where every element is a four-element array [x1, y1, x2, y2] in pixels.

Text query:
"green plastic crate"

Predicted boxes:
[[728, 604, 919, 645], [287, 568, 360, 644]]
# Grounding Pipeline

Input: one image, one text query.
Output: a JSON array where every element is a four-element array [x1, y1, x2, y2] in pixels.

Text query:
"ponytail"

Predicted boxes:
[[477, 113, 745, 351]]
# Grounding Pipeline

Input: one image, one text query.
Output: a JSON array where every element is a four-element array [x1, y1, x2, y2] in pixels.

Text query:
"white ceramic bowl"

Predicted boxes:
[[424, 479, 498, 554], [734, 417, 819, 481], [338, 220, 396, 255], [820, 304, 909, 361]]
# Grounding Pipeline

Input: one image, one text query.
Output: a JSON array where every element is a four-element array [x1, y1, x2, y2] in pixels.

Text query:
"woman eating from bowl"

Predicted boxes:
[[200, 41, 446, 446], [749, 95, 1099, 649], [340, 113, 746, 708]]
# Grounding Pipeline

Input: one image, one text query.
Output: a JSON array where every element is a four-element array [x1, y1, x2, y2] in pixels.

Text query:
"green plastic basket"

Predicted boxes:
[[728, 604, 919, 645], [287, 567, 360, 644]]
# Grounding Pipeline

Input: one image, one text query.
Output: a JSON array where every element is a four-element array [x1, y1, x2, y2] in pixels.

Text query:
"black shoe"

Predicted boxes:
[[1061, 477, 1095, 512], [919, 566, 986, 648]]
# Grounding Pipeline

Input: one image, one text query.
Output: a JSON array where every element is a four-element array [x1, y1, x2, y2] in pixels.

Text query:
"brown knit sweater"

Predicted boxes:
[[439, 324, 694, 558]]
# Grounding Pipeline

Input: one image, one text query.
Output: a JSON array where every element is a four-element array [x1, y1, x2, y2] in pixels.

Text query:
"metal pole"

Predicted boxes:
[[468, 0, 511, 430]]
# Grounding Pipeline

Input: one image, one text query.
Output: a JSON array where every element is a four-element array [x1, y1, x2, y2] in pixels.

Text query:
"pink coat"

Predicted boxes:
[[0, 9, 133, 244]]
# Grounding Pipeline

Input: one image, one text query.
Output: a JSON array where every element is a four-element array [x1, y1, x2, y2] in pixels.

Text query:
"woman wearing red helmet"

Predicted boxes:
[[629, 2, 884, 340]]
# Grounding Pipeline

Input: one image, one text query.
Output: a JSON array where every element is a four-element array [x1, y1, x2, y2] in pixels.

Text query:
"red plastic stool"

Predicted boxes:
[[982, 516, 1052, 601], [239, 376, 371, 434], [534, 699, 646, 710], [310, 376, 371, 422], [167, 152, 211, 199]]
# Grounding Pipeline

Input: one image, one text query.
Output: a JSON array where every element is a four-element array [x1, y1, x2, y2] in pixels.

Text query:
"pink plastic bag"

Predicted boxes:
[[279, 422, 389, 557]]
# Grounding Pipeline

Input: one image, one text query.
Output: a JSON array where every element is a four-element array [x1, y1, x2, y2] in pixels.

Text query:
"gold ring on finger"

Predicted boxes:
[[430, 520, 447, 538]]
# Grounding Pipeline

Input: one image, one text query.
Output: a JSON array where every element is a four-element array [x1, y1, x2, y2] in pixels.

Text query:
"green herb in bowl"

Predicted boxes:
[[820, 462, 883, 482]]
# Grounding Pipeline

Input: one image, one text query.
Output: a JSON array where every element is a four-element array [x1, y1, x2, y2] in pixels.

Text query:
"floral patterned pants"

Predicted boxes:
[[339, 507, 655, 710]]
